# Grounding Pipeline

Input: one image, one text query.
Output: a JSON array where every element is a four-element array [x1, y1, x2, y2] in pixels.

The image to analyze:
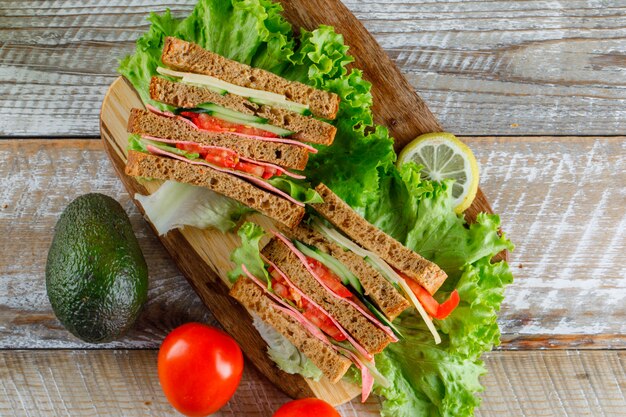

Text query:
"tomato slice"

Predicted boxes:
[[306, 257, 353, 298], [204, 148, 239, 168], [182, 112, 279, 138], [302, 306, 346, 342], [404, 275, 460, 319], [176, 142, 205, 155], [234, 161, 266, 178]]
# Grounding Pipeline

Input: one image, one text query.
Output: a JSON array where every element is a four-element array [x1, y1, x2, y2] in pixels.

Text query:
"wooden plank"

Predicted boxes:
[[0, 137, 623, 350], [0, 350, 624, 416], [1, 1, 625, 137]]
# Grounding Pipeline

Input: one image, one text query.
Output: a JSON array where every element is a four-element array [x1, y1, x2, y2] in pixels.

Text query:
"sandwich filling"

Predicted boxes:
[[311, 217, 460, 344], [128, 107, 322, 207], [242, 261, 380, 402]]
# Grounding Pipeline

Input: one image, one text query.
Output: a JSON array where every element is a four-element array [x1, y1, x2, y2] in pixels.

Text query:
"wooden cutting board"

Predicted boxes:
[[100, 0, 503, 406]]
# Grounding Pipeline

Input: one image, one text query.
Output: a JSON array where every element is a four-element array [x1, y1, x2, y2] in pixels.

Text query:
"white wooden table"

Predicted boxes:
[[1, 1, 625, 416]]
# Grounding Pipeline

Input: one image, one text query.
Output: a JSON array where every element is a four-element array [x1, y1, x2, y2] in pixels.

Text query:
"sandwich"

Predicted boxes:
[[228, 183, 460, 401], [124, 38, 341, 229]]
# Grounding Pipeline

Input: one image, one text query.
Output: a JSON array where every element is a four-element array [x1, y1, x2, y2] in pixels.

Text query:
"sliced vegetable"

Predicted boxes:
[[180, 112, 281, 138], [248, 97, 311, 115], [207, 112, 294, 137], [294, 241, 363, 294], [404, 277, 460, 320], [305, 257, 352, 298], [194, 102, 268, 123]]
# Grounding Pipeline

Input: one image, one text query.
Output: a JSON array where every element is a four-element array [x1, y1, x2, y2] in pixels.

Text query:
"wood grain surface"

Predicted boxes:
[[1, 137, 623, 350], [1, 0, 625, 137], [1, 350, 624, 417]]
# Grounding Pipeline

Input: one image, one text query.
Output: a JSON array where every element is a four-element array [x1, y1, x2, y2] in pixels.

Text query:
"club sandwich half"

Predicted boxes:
[[229, 183, 458, 401], [125, 38, 340, 229]]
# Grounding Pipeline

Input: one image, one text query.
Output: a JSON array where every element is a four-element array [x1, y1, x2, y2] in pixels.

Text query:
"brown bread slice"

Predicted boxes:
[[161, 37, 340, 120], [230, 278, 352, 383], [263, 238, 393, 355], [125, 151, 304, 229], [312, 183, 448, 295], [281, 223, 410, 320], [150, 77, 336, 146], [128, 108, 309, 170]]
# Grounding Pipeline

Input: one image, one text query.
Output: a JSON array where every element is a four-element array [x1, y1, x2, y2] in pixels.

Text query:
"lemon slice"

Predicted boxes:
[[397, 132, 479, 213]]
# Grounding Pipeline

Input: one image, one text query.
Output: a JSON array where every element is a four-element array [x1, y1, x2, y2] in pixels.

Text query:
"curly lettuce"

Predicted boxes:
[[120, 1, 514, 415]]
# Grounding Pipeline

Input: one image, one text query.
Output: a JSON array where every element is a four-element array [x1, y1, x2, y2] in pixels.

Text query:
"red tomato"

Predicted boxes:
[[306, 258, 353, 298], [158, 323, 244, 417], [182, 112, 279, 138], [273, 398, 341, 417], [404, 276, 460, 320]]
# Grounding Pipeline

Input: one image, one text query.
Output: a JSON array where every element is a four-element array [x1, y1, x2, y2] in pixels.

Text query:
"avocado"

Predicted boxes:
[[46, 193, 148, 343]]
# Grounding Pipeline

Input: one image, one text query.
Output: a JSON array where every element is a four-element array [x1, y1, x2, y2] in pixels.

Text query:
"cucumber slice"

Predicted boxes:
[[294, 241, 364, 294], [249, 97, 311, 116], [195, 102, 267, 124]]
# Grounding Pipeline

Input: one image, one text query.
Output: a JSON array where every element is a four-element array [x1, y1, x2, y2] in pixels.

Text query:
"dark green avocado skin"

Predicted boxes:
[[46, 193, 148, 343]]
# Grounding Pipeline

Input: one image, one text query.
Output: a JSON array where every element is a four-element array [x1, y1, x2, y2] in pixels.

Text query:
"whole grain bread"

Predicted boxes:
[[128, 108, 309, 170], [161, 37, 340, 120], [150, 77, 336, 146], [281, 223, 410, 320], [230, 278, 352, 383], [312, 184, 448, 295], [125, 151, 304, 229], [263, 238, 393, 355]]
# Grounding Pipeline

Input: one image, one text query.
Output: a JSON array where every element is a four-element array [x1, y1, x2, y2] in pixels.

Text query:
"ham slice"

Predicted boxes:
[[334, 345, 375, 402], [272, 231, 399, 342], [145, 145, 304, 207], [146, 105, 318, 154]]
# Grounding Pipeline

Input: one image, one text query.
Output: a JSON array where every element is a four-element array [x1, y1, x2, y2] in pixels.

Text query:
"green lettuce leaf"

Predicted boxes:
[[135, 181, 251, 234], [267, 177, 323, 204], [228, 221, 268, 283], [252, 314, 323, 380]]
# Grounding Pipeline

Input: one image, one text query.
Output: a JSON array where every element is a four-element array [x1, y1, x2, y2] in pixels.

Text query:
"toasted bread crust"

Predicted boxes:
[[125, 151, 304, 229], [230, 278, 352, 383], [128, 108, 309, 170], [312, 184, 448, 294], [281, 223, 410, 320], [162, 37, 340, 120], [263, 238, 393, 355], [149, 77, 336, 146]]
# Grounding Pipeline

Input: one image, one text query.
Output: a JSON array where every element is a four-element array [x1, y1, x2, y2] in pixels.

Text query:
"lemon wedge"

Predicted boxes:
[[397, 132, 479, 213]]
